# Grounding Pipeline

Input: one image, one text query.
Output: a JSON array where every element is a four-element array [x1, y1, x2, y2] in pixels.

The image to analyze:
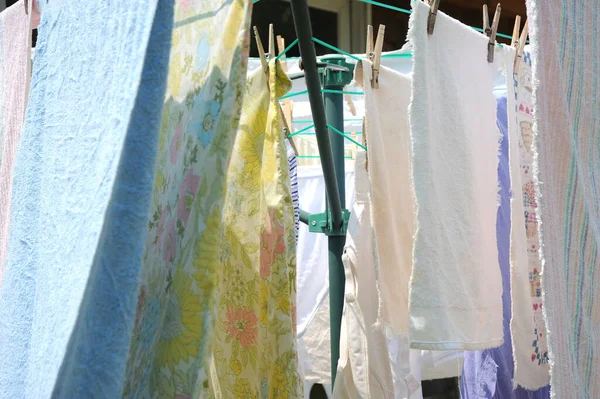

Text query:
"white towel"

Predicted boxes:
[[506, 47, 551, 389], [407, 0, 503, 350], [355, 60, 415, 337]]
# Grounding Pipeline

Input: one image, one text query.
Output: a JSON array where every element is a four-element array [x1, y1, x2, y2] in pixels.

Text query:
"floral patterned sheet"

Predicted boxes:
[[123, 1, 252, 397], [208, 60, 302, 399]]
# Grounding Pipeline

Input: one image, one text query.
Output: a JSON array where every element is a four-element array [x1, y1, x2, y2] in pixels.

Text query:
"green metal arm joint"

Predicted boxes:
[[307, 209, 351, 236]]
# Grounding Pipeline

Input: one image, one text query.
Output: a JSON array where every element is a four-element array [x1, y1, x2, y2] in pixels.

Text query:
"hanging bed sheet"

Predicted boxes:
[[122, 0, 252, 397]]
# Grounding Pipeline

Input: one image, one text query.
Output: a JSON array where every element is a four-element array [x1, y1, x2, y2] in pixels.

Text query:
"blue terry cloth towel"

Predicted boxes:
[[0, 0, 173, 398], [460, 95, 550, 399]]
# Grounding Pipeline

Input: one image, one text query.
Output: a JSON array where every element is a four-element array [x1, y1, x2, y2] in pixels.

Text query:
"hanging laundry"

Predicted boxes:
[[356, 59, 414, 336], [122, 1, 251, 397], [0, 0, 173, 397], [0, 0, 36, 285], [526, 0, 600, 396], [354, 58, 422, 398], [333, 151, 396, 399], [296, 165, 355, 395], [506, 48, 550, 389], [209, 59, 301, 399], [407, 1, 503, 350], [461, 91, 550, 399], [287, 139, 300, 243]]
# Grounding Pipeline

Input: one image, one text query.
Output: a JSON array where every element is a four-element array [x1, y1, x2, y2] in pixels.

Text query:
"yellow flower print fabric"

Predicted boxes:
[[122, 0, 251, 397], [208, 61, 302, 399]]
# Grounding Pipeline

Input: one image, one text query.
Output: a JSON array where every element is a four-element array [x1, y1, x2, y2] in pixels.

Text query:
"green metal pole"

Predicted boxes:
[[324, 74, 346, 385], [288, 0, 343, 229], [322, 55, 354, 385]]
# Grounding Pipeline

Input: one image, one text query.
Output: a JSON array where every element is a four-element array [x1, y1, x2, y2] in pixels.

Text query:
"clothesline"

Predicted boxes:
[[253, 0, 522, 42]]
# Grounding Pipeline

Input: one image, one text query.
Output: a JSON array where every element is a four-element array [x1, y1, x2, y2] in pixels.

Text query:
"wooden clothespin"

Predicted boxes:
[[276, 35, 299, 156], [427, 0, 440, 35], [366, 25, 374, 60], [24, 0, 28, 14], [511, 15, 521, 47], [371, 25, 385, 88], [513, 19, 529, 73], [268, 24, 276, 60], [276, 35, 287, 70], [253, 26, 269, 75], [483, 3, 502, 63]]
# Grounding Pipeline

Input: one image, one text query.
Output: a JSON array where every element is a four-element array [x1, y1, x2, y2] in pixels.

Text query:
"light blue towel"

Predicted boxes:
[[0, 0, 173, 398]]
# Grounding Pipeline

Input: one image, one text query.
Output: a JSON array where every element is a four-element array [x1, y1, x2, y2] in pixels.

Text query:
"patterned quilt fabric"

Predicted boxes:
[[209, 60, 302, 399], [507, 51, 550, 389], [123, 1, 251, 397]]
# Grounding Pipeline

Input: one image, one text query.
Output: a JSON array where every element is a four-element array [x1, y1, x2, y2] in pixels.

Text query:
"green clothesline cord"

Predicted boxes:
[[297, 155, 354, 159], [311, 38, 362, 62], [326, 124, 367, 150], [321, 89, 364, 95], [359, 0, 411, 14], [281, 88, 364, 100], [280, 90, 308, 100], [287, 131, 363, 136], [275, 38, 299, 61], [382, 53, 413, 59], [253, 0, 522, 45], [294, 118, 363, 123], [287, 123, 315, 138], [359, 0, 519, 41]]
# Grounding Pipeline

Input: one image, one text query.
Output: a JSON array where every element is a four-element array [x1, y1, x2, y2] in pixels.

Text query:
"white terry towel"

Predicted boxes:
[[355, 60, 415, 337], [407, 0, 504, 350]]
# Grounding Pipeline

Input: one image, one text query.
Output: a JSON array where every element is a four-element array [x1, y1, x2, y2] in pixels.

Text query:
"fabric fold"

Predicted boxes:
[[209, 59, 301, 398], [407, 0, 503, 350]]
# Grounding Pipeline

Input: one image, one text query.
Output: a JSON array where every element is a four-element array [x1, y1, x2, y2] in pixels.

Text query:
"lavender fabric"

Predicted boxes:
[[460, 95, 550, 399]]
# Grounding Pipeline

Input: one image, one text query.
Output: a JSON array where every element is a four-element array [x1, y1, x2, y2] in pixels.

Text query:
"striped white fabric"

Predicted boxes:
[[286, 139, 300, 243], [527, 0, 600, 397]]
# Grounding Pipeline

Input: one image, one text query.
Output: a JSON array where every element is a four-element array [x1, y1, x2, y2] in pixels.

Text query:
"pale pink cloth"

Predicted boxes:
[[0, 0, 36, 285]]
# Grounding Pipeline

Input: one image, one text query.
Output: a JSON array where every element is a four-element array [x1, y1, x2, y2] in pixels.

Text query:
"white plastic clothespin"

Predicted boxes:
[[371, 25, 385, 88], [427, 0, 440, 35], [483, 4, 502, 63], [513, 19, 529, 73]]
